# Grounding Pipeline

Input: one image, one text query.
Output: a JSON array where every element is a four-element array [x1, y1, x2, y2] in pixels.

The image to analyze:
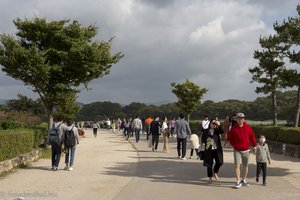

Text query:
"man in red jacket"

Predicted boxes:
[[228, 113, 257, 189]]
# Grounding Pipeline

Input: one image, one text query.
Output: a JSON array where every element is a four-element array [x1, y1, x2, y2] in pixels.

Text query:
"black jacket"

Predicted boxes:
[[150, 120, 161, 135], [201, 126, 224, 167]]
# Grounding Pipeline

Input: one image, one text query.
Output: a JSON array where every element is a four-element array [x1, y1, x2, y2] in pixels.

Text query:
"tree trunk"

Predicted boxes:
[[272, 91, 278, 126], [294, 86, 300, 127], [47, 107, 54, 131], [187, 114, 190, 123]]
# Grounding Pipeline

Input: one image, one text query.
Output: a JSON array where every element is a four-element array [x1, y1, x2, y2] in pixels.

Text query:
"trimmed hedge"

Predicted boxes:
[[189, 122, 300, 145], [0, 130, 34, 161], [32, 127, 48, 148], [0, 128, 48, 161], [189, 121, 201, 136], [252, 126, 300, 145]]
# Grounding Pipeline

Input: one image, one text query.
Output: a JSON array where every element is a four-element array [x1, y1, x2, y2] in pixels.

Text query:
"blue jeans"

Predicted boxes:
[[65, 145, 76, 167], [51, 143, 61, 168], [135, 129, 141, 143]]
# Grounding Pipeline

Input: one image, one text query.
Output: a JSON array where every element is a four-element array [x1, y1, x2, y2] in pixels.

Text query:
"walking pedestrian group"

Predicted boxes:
[[46, 112, 271, 189], [47, 116, 79, 171]]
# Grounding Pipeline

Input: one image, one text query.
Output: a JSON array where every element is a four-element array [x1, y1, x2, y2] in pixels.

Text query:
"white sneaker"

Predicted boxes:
[[241, 180, 249, 186], [68, 167, 74, 171], [214, 173, 219, 180], [181, 157, 186, 160], [177, 156, 182, 159], [234, 182, 242, 188]]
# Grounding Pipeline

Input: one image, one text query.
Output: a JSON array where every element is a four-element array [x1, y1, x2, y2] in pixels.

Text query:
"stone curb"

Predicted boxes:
[[0, 149, 41, 173]]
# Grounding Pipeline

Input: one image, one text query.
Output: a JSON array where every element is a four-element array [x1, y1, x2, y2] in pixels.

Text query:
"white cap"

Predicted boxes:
[[236, 113, 245, 118]]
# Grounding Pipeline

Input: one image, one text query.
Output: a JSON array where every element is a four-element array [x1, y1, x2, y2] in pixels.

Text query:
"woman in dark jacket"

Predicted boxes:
[[201, 119, 224, 183]]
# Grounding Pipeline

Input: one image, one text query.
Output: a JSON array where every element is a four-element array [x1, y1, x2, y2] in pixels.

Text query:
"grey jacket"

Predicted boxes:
[[256, 143, 271, 163], [47, 122, 70, 144], [175, 119, 191, 139]]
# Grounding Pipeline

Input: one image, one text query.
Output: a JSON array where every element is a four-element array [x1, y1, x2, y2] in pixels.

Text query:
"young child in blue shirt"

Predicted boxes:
[[256, 135, 271, 186]]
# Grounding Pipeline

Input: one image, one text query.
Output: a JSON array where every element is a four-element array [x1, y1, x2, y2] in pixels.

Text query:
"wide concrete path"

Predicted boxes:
[[0, 129, 300, 200]]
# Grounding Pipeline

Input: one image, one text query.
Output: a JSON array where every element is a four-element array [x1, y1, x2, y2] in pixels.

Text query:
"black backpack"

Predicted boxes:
[[64, 126, 76, 147], [49, 123, 62, 145]]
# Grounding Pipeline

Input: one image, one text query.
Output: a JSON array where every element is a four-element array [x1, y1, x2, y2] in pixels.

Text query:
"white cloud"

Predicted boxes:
[[0, 0, 299, 104], [189, 17, 225, 42]]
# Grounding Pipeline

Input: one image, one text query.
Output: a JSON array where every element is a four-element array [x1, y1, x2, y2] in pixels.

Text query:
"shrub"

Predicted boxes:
[[189, 121, 201, 136], [252, 126, 300, 145], [0, 130, 34, 161], [0, 120, 22, 130], [32, 127, 48, 148], [0, 127, 48, 161]]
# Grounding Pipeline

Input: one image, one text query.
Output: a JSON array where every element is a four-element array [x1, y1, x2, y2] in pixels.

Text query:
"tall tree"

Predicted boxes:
[[249, 35, 286, 126], [0, 17, 123, 128], [274, 5, 300, 127], [170, 79, 207, 122]]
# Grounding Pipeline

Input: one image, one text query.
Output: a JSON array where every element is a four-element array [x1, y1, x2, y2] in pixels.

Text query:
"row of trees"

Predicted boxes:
[[76, 90, 297, 122], [249, 5, 300, 127], [0, 90, 298, 125], [1, 5, 300, 128]]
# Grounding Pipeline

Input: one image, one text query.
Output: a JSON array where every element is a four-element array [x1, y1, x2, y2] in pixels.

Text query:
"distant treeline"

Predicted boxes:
[[76, 90, 297, 122]]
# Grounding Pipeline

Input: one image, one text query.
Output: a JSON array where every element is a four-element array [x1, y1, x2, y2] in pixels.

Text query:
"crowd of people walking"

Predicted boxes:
[[47, 112, 270, 188]]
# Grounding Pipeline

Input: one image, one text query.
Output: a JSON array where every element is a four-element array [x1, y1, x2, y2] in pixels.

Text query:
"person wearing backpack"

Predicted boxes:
[[47, 116, 70, 171], [64, 119, 79, 171]]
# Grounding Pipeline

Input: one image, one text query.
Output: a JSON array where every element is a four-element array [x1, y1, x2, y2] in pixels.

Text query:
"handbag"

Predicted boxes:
[[198, 150, 204, 160], [198, 144, 205, 160]]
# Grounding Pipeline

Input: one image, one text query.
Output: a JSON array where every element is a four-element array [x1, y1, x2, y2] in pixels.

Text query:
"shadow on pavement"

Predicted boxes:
[[101, 156, 291, 187]]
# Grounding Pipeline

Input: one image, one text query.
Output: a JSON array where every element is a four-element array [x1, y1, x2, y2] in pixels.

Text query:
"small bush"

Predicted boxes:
[[32, 127, 48, 148], [0, 130, 34, 161], [189, 121, 201, 136], [0, 120, 22, 130], [252, 126, 300, 145]]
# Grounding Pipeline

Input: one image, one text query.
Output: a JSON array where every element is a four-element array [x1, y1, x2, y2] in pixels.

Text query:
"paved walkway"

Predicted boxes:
[[0, 129, 300, 200]]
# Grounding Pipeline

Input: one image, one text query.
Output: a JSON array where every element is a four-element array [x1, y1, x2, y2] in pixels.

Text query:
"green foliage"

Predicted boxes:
[[73, 90, 298, 122], [247, 97, 272, 120], [31, 127, 48, 148], [55, 91, 80, 119], [189, 121, 201, 136], [6, 111, 42, 127], [273, 5, 300, 126], [0, 120, 22, 130], [252, 126, 300, 145], [0, 130, 34, 161], [193, 99, 248, 120], [0, 128, 47, 161], [0, 17, 123, 124], [76, 101, 182, 121], [171, 79, 207, 118], [123, 102, 147, 117], [138, 105, 163, 118], [250, 35, 286, 94], [6, 94, 47, 121], [0, 104, 6, 110], [249, 35, 287, 125], [77, 101, 124, 121]]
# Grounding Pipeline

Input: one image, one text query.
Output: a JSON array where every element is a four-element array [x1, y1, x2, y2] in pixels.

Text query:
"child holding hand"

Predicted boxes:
[[256, 135, 271, 186]]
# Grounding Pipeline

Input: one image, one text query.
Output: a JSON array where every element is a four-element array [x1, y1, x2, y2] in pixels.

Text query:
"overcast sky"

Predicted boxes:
[[0, 0, 299, 105]]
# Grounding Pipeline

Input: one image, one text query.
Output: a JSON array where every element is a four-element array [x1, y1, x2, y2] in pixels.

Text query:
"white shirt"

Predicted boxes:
[[202, 120, 210, 129]]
